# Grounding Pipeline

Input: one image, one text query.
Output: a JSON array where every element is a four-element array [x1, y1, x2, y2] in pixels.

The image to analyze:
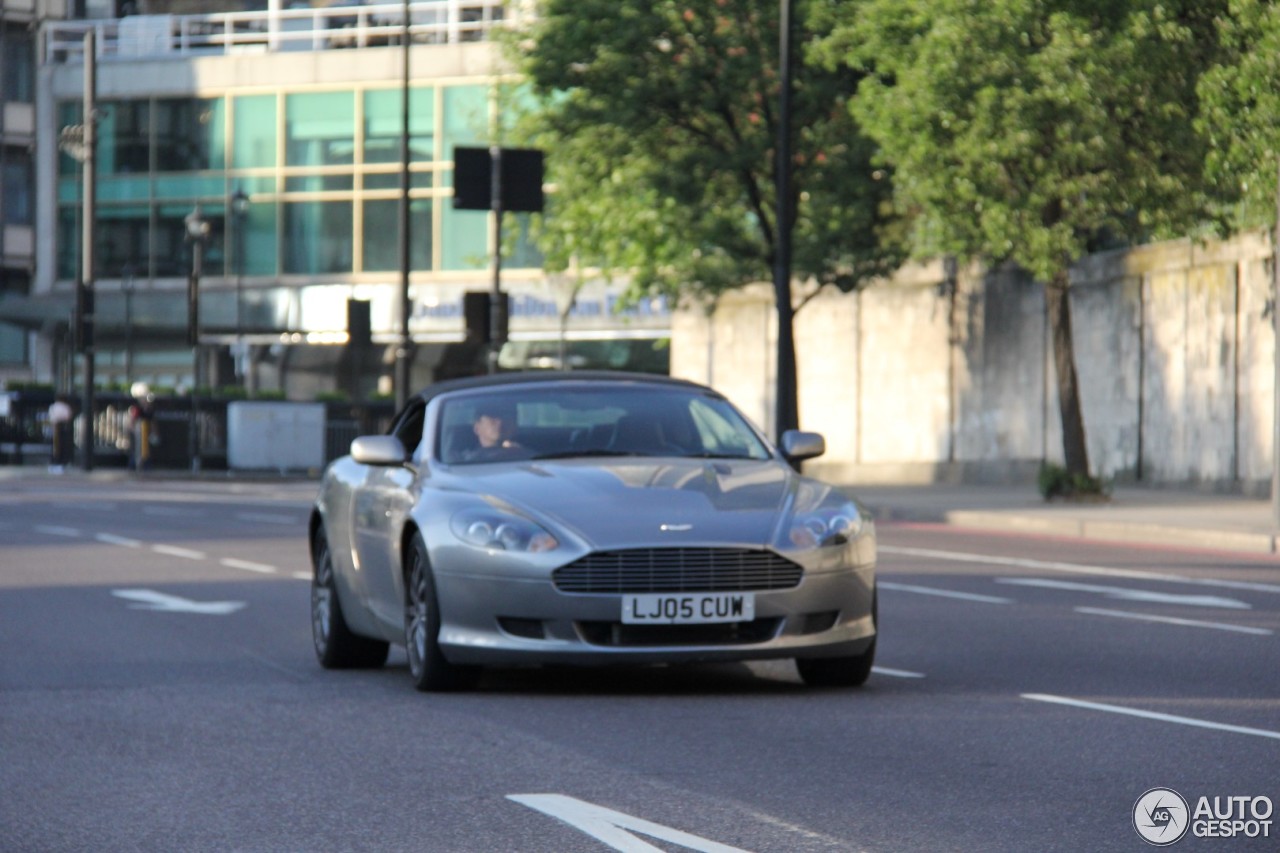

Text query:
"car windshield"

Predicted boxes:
[[436, 384, 773, 465]]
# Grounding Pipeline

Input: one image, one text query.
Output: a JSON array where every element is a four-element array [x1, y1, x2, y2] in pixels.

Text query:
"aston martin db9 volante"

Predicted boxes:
[[309, 371, 877, 690]]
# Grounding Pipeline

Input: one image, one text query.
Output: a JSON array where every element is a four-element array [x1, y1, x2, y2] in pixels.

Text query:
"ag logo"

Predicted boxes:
[[1134, 788, 1190, 846]]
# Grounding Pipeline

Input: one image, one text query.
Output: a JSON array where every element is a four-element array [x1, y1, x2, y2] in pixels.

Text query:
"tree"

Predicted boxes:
[[1197, 0, 1280, 229], [819, 0, 1224, 481], [507, 0, 905, 434]]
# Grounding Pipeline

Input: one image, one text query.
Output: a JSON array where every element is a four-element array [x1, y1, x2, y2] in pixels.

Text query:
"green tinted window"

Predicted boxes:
[[283, 201, 352, 273], [442, 85, 488, 153], [98, 100, 150, 175], [286, 92, 354, 167], [363, 86, 434, 164], [362, 198, 431, 272], [440, 205, 487, 271], [155, 98, 225, 172], [241, 199, 278, 277], [233, 95, 277, 169]]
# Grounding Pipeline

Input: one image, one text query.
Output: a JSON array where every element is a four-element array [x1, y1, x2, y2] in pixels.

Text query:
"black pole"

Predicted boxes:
[[395, 0, 413, 410], [80, 30, 97, 471], [772, 0, 798, 440], [488, 145, 503, 375]]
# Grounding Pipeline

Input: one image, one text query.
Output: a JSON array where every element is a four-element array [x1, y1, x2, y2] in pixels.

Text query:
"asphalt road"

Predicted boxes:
[[1, 477, 1277, 852]]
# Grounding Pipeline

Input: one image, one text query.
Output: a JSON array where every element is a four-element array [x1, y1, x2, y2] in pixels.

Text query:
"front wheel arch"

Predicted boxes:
[[402, 531, 479, 692]]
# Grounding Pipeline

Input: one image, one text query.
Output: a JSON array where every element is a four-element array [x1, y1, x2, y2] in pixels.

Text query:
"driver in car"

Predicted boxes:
[[470, 402, 522, 454]]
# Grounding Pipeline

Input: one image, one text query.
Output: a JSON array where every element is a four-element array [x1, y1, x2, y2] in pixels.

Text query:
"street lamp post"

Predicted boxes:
[[185, 204, 210, 473], [231, 187, 249, 383], [122, 264, 135, 385]]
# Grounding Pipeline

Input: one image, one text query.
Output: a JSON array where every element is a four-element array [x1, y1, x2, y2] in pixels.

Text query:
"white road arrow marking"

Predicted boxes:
[[996, 577, 1248, 609], [508, 794, 752, 853], [111, 589, 245, 615]]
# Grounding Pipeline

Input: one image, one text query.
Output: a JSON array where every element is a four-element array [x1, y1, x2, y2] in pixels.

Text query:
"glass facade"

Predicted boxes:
[[2, 25, 35, 102], [55, 82, 541, 284]]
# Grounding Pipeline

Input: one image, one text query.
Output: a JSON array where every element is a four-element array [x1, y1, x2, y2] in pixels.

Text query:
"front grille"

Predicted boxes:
[[553, 548, 803, 594]]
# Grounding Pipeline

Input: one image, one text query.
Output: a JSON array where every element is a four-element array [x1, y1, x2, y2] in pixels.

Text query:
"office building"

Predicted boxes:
[[4, 0, 669, 398]]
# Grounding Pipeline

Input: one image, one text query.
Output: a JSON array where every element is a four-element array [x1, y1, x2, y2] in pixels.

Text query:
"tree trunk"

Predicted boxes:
[[1045, 269, 1090, 477]]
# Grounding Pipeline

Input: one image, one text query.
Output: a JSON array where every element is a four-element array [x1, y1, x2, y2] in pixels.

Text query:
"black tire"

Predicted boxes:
[[404, 533, 479, 692], [796, 636, 876, 688], [796, 590, 877, 688], [311, 529, 390, 669]]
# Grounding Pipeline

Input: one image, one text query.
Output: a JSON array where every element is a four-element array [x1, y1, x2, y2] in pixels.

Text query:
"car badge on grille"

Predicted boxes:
[[659, 523, 693, 532]]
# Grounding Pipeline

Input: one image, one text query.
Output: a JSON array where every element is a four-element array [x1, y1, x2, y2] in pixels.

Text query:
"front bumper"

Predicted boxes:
[[432, 563, 876, 666]]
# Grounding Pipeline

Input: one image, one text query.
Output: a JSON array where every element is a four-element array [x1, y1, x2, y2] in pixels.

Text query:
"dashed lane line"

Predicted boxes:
[[879, 544, 1280, 594], [1074, 607, 1273, 636], [34, 525, 80, 538], [878, 581, 1013, 604], [95, 533, 142, 548], [997, 577, 1249, 609], [150, 544, 207, 561], [220, 558, 278, 575], [1023, 693, 1280, 741], [872, 667, 926, 679]]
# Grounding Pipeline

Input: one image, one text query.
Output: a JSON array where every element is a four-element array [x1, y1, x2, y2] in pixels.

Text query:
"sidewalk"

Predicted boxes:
[[852, 482, 1280, 556], [4, 464, 1280, 556]]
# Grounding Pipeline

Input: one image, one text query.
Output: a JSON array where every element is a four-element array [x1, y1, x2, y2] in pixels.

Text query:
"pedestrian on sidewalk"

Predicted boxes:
[[128, 382, 155, 471], [48, 394, 73, 473]]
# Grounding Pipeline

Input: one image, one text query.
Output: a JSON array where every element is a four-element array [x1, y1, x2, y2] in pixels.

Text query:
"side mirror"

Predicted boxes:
[[350, 435, 408, 467], [780, 430, 825, 462]]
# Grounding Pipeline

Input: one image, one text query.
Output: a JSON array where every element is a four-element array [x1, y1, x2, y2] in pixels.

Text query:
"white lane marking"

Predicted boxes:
[[95, 533, 142, 548], [292, 571, 312, 581], [878, 581, 1012, 604], [235, 512, 296, 525], [141, 506, 196, 518], [879, 544, 1280, 594], [111, 589, 245, 615], [35, 525, 80, 538], [872, 666, 926, 679], [508, 794, 751, 853], [1074, 607, 1274, 636], [151, 544, 206, 560], [997, 577, 1249, 610], [220, 558, 278, 575], [1023, 693, 1280, 741]]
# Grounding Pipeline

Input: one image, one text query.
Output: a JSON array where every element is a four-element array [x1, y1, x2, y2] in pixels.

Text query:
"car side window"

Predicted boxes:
[[390, 401, 426, 458]]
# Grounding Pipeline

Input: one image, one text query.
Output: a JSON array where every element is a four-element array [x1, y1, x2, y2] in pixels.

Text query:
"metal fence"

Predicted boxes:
[[0, 389, 395, 471]]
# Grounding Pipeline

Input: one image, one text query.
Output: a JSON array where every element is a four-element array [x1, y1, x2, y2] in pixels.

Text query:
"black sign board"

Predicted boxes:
[[453, 146, 544, 212]]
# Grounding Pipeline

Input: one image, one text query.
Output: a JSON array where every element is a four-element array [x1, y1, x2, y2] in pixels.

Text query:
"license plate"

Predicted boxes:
[[622, 592, 755, 625]]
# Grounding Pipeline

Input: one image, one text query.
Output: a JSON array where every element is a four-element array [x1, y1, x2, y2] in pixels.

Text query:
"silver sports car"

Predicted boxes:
[[309, 371, 877, 690]]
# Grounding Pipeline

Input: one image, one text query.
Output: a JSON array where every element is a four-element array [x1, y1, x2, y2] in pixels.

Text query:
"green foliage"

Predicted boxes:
[[314, 391, 351, 403], [3, 381, 55, 393], [819, 0, 1225, 279], [1037, 462, 1110, 502], [1197, 0, 1280, 230], [506, 0, 906, 305]]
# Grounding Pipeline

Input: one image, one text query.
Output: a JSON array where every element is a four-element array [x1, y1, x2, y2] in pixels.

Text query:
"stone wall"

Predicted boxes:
[[670, 230, 1278, 493]]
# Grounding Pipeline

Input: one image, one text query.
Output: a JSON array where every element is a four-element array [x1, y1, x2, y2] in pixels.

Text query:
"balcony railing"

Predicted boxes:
[[43, 0, 513, 64]]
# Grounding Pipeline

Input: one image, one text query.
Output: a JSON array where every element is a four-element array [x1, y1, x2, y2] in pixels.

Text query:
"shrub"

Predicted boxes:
[[1038, 463, 1110, 502]]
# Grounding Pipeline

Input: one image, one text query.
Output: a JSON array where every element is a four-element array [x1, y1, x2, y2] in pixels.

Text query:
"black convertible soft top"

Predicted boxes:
[[413, 370, 711, 406]]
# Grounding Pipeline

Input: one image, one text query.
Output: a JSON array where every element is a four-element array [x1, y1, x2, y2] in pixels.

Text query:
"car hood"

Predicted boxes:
[[439, 457, 798, 549]]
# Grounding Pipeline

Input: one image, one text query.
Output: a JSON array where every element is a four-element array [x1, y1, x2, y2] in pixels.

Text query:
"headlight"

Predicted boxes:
[[785, 499, 865, 550], [450, 507, 559, 552]]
